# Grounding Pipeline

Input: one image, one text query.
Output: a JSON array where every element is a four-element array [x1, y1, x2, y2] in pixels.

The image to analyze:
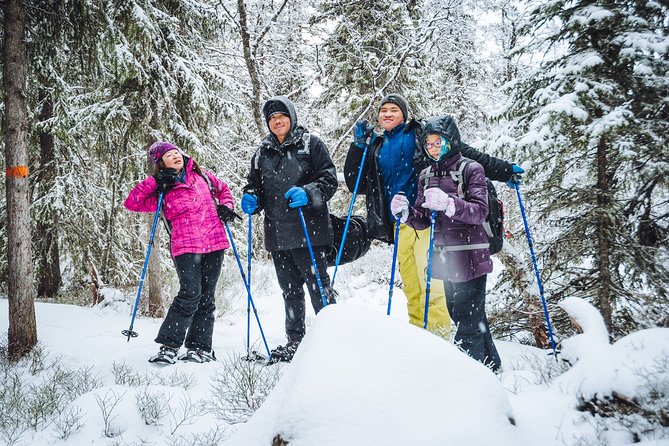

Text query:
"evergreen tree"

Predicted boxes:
[[496, 0, 669, 335], [312, 0, 428, 156]]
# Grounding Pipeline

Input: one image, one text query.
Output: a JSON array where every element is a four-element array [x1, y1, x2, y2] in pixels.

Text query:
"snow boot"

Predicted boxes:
[[178, 348, 217, 363], [148, 345, 179, 365], [269, 340, 300, 364]]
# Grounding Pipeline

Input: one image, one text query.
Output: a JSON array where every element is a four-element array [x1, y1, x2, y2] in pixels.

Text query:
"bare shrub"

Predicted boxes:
[[0, 342, 101, 444], [168, 393, 202, 435], [166, 425, 229, 446], [53, 405, 84, 440], [204, 354, 282, 424], [135, 386, 171, 426], [94, 389, 126, 438]]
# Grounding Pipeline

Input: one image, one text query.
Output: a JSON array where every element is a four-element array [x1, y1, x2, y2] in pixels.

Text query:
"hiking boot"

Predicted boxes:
[[148, 345, 179, 365], [178, 348, 217, 363], [270, 340, 300, 363]]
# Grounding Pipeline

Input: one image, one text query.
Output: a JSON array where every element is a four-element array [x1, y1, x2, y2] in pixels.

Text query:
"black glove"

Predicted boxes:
[[217, 204, 241, 224], [153, 168, 178, 193]]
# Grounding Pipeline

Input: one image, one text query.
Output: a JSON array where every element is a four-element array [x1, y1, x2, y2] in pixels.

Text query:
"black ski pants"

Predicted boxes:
[[271, 247, 337, 343], [155, 250, 224, 352], [444, 274, 501, 372]]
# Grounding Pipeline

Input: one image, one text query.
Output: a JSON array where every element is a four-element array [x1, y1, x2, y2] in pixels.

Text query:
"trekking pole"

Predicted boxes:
[[122, 192, 164, 341], [297, 207, 329, 308], [246, 216, 252, 356], [423, 210, 437, 330], [332, 144, 369, 287], [514, 183, 558, 357], [387, 215, 402, 316], [224, 221, 272, 361]]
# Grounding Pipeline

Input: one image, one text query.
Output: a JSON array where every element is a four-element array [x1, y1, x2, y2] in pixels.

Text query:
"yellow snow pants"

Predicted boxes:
[[397, 224, 451, 336]]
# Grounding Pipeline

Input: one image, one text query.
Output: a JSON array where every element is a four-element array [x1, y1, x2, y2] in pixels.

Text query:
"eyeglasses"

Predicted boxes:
[[424, 139, 449, 151]]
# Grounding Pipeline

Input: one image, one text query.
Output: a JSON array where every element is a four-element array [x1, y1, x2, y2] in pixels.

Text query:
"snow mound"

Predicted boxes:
[[225, 303, 517, 446], [555, 297, 669, 399]]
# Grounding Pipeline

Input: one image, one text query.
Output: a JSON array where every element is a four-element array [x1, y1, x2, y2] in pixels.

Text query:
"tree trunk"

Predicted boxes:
[[36, 87, 62, 298], [499, 250, 550, 348], [4, 0, 37, 361], [596, 135, 613, 330], [146, 213, 165, 318], [237, 0, 265, 138]]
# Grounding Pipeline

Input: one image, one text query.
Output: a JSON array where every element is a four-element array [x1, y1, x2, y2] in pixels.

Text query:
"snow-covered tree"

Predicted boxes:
[[495, 0, 669, 335]]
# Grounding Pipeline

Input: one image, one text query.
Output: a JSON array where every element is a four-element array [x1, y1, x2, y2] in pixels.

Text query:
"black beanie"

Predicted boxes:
[[380, 94, 409, 121], [263, 100, 291, 127]]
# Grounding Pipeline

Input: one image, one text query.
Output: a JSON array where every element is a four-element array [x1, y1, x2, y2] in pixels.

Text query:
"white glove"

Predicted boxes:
[[390, 194, 410, 223], [422, 188, 455, 217]]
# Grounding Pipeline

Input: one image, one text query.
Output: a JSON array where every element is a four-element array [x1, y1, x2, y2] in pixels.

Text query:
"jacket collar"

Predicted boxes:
[[383, 122, 407, 137], [431, 152, 462, 171], [261, 126, 306, 151]]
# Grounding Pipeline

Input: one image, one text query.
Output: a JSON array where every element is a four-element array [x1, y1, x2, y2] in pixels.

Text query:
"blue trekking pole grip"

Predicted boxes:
[[514, 183, 558, 357], [386, 215, 402, 316], [122, 191, 164, 341], [224, 222, 272, 360], [297, 207, 329, 308], [332, 143, 369, 286], [423, 210, 437, 329]]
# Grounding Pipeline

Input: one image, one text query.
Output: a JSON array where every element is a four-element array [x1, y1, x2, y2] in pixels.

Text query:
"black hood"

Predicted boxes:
[[262, 96, 298, 132], [421, 115, 462, 162]]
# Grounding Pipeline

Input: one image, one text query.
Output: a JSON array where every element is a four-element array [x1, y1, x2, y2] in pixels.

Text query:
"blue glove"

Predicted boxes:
[[284, 186, 308, 208], [241, 193, 258, 214], [354, 120, 376, 149], [506, 164, 525, 189]]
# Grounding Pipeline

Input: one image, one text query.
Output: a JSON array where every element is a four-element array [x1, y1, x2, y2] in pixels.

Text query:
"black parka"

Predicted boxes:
[[244, 124, 337, 252], [344, 118, 514, 244]]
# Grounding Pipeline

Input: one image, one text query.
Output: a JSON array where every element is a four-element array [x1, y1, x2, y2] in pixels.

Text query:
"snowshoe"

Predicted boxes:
[[148, 345, 179, 365], [268, 340, 300, 364], [178, 348, 217, 363], [241, 350, 269, 363]]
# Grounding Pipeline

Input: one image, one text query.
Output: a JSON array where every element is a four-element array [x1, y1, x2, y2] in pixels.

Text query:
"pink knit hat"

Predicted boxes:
[[148, 141, 180, 165]]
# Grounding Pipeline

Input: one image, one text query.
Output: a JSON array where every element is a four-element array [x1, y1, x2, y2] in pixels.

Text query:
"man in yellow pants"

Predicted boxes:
[[344, 94, 518, 336]]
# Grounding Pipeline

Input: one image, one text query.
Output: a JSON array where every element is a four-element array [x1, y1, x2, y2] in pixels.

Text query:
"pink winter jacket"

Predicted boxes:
[[124, 158, 233, 257]]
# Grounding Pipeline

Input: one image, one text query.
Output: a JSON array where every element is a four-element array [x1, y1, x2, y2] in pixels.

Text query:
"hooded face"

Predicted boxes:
[[424, 134, 451, 162], [262, 96, 298, 143], [268, 112, 291, 143]]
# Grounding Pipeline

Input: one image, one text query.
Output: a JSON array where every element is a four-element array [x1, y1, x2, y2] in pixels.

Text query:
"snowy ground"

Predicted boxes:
[[1, 246, 668, 446]]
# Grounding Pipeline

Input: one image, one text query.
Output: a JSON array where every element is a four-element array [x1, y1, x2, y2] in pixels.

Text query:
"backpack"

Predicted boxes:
[[325, 213, 372, 267], [451, 158, 504, 254], [421, 158, 504, 255]]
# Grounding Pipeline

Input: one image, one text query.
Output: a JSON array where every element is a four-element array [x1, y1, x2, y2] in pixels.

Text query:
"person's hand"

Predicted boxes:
[[354, 120, 376, 149], [390, 193, 409, 223], [241, 193, 258, 214], [422, 188, 455, 216], [217, 205, 241, 223], [153, 168, 178, 193], [284, 186, 308, 208], [506, 164, 524, 189]]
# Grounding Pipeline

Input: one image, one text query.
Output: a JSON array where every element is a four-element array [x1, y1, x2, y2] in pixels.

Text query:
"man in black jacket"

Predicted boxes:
[[242, 96, 338, 362]]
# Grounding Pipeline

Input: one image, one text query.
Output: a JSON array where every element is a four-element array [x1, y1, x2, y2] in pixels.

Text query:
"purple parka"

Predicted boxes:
[[405, 116, 493, 283]]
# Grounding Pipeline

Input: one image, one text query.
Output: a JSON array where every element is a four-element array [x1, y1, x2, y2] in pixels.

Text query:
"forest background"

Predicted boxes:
[[1, 0, 668, 355]]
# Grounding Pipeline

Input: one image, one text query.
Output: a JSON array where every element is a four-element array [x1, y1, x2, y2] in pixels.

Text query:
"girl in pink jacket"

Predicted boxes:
[[124, 141, 235, 364]]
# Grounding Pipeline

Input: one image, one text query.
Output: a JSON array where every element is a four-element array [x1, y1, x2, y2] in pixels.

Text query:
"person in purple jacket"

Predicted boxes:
[[390, 115, 501, 372], [124, 141, 236, 365]]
